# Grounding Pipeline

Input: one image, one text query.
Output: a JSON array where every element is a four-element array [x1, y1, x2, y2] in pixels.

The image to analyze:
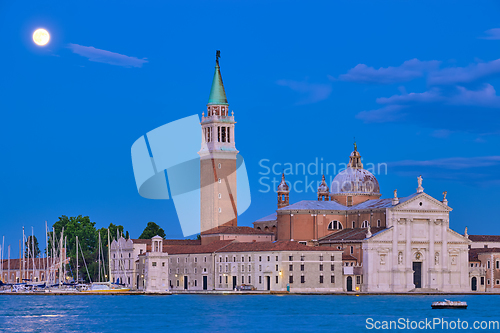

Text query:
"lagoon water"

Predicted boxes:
[[1, 295, 499, 332]]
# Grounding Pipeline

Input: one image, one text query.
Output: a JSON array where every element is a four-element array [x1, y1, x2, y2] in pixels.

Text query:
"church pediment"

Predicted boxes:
[[391, 193, 452, 212]]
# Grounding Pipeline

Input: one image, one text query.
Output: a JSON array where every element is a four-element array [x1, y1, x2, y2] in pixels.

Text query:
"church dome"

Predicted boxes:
[[330, 144, 381, 196]]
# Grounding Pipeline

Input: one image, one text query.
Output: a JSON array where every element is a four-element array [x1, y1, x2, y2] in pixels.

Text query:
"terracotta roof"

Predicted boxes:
[[1, 258, 50, 270], [319, 227, 387, 243], [201, 226, 274, 236], [468, 235, 500, 242], [134, 239, 201, 246], [163, 240, 234, 255], [215, 241, 340, 253], [342, 254, 358, 261]]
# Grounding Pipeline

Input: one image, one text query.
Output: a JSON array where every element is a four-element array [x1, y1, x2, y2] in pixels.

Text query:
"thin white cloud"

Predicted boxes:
[[338, 59, 440, 84], [276, 79, 332, 104], [376, 88, 443, 105], [68, 43, 148, 68], [478, 28, 500, 40], [428, 59, 500, 85]]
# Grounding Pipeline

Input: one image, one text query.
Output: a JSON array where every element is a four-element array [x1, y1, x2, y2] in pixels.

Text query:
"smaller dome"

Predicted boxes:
[[330, 144, 380, 196], [277, 173, 289, 192], [330, 168, 380, 195]]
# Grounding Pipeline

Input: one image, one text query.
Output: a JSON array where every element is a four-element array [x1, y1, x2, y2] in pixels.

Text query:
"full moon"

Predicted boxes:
[[33, 28, 50, 46]]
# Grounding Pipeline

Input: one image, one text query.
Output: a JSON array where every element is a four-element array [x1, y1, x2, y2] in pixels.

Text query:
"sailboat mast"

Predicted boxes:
[[64, 236, 67, 281], [45, 221, 48, 283], [76, 236, 79, 284], [59, 228, 63, 286], [1, 235, 4, 282], [108, 229, 111, 283], [32, 227, 35, 281], [18, 240, 21, 283], [22, 227, 25, 282], [98, 232, 101, 283]]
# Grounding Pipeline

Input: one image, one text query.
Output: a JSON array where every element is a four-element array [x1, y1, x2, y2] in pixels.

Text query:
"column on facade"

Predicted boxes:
[[441, 220, 448, 290], [405, 218, 412, 289], [391, 217, 398, 291], [428, 219, 435, 289]]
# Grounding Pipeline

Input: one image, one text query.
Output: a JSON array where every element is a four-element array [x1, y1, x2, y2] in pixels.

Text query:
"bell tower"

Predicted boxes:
[[277, 173, 290, 209], [199, 51, 238, 233]]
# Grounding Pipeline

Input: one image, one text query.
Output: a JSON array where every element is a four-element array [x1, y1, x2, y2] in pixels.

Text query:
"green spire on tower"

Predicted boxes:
[[207, 50, 228, 105]]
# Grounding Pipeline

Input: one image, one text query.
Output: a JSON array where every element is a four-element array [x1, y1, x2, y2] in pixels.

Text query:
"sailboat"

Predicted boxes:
[[82, 229, 130, 293]]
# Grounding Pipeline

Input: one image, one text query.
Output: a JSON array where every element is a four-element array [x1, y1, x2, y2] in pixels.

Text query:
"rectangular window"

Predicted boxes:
[[488, 279, 491, 285], [241, 256, 244, 262], [319, 255, 323, 261], [218, 126, 220, 142], [356, 276, 361, 284], [225, 276, 228, 284], [221, 127, 226, 142], [289, 275, 293, 283], [152, 262, 157, 267], [227, 127, 231, 143], [194, 280, 197, 287], [248, 256, 251, 262], [319, 264, 323, 271], [350, 246, 354, 254], [289, 264, 293, 271], [481, 277, 485, 285], [162, 262, 165, 267], [347, 196, 353, 207], [259, 256, 262, 262], [259, 276, 262, 284], [176, 280, 179, 287], [331, 255, 335, 261], [301, 264, 304, 271], [276, 265, 278, 272], [267, 256, 270, 261], [331, 275, 335, 283], [248, 265, 251, 272], [259, 265, 262, 272], [319, 276, 324, 284], [248, 276, 251, 284], [219, 276, 222, 283], [195, 257, 198, 263], [276, 276, 279, 284], [300, 255, 305, 261], [497, 261, 499, 269], [485, 245, 488, 248], [276, 256, 278, 261], [289, 255, 293, 261], [242, 276, 244, 284], [331, 264, 335, 271], [488, 261, 491, 269], [301, 276, 305, 283]]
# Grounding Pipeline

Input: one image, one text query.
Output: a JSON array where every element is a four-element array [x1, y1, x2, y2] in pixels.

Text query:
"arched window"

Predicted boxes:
[[361, 220, 369, 228], [328, 221, 343, 230], [377, 219, 381, 227], [352, 221, 356, 228]]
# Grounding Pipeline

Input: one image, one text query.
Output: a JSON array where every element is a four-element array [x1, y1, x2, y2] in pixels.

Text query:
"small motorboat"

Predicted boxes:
[[432, 299, 467, 309]]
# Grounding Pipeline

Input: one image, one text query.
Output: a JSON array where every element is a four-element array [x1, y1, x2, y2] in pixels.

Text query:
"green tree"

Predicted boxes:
[[47, 216, 128, 283], [25, 235, 40, 258], [139, 222, 166, 239]]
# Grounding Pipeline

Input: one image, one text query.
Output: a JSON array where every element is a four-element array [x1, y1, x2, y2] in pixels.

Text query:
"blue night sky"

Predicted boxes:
[[1, 1, 500, 250]]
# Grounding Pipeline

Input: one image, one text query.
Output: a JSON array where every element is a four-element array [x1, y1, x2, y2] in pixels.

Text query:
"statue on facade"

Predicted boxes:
[[398, 251, 403, 265], [418, 175, 423, 187], [394, 189, 397, 198], [443, 191, 447, 200], [435, 252, 439, 265]]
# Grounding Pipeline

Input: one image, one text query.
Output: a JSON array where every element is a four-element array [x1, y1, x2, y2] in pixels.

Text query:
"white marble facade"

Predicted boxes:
[[362, 192, 470, 292]]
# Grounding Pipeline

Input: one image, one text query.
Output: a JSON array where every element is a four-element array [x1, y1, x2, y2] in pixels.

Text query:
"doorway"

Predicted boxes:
[[266, 276, 271, 291], [232, 276, 237, 290], [471, 277, 477, 291], [413, 262, 422, 288], [203, 276, 208, 290], [347, 276, 353, 291], [184, 276, 188, 290]]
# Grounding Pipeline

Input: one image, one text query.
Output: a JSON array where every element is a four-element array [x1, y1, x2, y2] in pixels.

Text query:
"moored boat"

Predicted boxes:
[[431, 300, 467, 309]]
